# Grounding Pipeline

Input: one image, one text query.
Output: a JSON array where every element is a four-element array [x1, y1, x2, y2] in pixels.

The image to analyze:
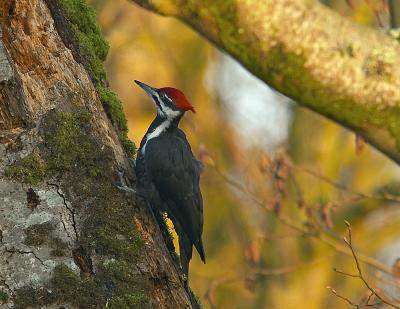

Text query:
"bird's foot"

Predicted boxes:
[[116, 185, 136, 194], [115, 169, 136, 194]]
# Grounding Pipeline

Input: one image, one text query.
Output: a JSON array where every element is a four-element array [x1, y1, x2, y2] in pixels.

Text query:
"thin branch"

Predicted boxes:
[[204, 259, 324, 308], [330, 221, 400, 308], [333, 268, 359, 278], [212, 164, 392, 274], [327, 286, 360, 308], [293, 165, 400, 204]]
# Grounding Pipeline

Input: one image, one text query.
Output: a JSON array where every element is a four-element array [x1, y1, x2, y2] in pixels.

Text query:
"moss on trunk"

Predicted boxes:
[[58, 0, 135, 156], [12, 110, 149, 308]]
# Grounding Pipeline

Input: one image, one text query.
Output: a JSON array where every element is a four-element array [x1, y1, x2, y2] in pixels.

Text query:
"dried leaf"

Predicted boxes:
[[245, 240, 261, 265], [197, 144, 214, 167], [345, 0, 354, 9], [355, 134, 365, 155], [259, 153, 271, 174], [72, 246, 93, 276], [205, 286, 216, 307], [244, 276, 257, 293], [321, 203, 334, 229], [392, 258, 400, 282], [273, 196, 282, 214]]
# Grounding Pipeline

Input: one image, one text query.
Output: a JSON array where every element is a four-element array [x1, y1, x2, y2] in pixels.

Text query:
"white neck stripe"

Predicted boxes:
[[141, 118, 172, 155]]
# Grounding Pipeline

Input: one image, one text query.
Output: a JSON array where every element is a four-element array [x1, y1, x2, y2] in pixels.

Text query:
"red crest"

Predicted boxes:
[[159, 87, 196, 113]]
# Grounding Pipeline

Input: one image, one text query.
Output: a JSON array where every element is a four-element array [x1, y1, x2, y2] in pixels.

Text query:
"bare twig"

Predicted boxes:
[[330, 221, 400, 308], [211, 163, 392, 274], [204, 259, 324, 308], [294, 165, 400, 204], [327, 286, 360, 307]]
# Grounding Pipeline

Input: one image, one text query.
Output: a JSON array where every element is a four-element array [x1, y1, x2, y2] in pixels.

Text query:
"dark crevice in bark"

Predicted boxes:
[[0, 279, 13, 297], [47, 182, 79, 240], [4, 247, 46, 266], [43, 0, 93, 84]]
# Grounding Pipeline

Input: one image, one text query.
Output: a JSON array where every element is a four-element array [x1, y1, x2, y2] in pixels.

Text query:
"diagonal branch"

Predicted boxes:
[[389, 0, 400, 28], [131, 0, 400, 164]]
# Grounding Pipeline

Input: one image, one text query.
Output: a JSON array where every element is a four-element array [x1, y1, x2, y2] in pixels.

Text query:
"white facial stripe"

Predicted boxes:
[[164, 93, 173, 102], [159, 100, 180, 118], [141, 91, 182, 154]]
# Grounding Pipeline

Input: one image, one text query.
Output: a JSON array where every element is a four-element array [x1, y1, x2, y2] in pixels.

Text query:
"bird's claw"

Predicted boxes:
[[115, 168, 136, 194], [116, 185, 137, 194]]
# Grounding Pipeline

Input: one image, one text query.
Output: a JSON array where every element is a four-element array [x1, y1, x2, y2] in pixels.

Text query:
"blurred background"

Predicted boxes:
[[89, 0, 400, 307]]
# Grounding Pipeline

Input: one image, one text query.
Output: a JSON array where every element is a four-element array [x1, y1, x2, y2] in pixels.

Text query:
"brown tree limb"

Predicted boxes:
[[389, 0, 400, 28], [131, 0, 400, 164]]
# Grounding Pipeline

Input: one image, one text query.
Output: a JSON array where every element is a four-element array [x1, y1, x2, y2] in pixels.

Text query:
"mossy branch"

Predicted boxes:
[[389, 0, 400, 28], [131, 0, 400, 164]]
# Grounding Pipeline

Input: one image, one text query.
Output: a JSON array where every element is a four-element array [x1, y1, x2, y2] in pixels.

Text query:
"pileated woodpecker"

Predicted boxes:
[[134, 80, 205, 278]]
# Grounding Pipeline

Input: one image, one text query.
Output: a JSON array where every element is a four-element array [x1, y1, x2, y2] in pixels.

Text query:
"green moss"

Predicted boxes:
[[14, 286, 53, 309], [14, 259, 148, 308], [75, 28, 108, 85], [51, 264, 104, 308], [58, 0, 135, 156], [13, 110, 149, 307], [59, 0, 109, 85], [24, 222, 54, 246], [260, 45, 400, 151], [44, 110, 103, 175], [14, 265, 104, 309], [0, 290, 8, 303], [24, 222, 69, 256], [5, 149, 46, 185], [101, 260, 147, 308], [50, 237, 69, 257], [182, 2, 400, 157], [41, 108, 143, 260], [97, 87, 136, 156], [97, 86, 127, 132], [108, 293, 147, 308], [77, 175, 144, 262]]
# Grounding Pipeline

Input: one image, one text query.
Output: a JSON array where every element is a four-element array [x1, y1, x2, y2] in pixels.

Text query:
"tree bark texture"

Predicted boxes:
[[0, 0, 192, 308], [132, 0, 400, 164]]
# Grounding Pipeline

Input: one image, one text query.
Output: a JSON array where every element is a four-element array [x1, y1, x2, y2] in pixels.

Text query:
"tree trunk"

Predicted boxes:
[[132, 0, 400, 165], [0, 0, 192, 308]]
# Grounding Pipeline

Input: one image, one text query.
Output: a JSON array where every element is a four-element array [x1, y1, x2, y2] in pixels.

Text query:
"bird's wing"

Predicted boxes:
[[145, 132, 204, 256]]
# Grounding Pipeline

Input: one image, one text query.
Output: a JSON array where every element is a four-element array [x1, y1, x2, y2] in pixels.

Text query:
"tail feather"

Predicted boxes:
[[194, 238, 206, 264]]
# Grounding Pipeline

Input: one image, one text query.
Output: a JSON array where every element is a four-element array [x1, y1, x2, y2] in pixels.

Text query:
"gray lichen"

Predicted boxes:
[[0, 26, 13, 82]]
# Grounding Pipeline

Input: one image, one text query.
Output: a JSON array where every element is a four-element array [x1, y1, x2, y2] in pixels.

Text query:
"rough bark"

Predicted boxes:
[[132, 0, 400, 164], [0, 0, 192, 308]]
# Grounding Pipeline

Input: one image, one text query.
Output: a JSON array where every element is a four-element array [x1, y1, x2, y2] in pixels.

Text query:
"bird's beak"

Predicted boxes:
[[134, 80, 157, 98]]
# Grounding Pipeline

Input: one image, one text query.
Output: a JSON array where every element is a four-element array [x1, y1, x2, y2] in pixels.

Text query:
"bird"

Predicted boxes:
[[134, 80, 205, 279]]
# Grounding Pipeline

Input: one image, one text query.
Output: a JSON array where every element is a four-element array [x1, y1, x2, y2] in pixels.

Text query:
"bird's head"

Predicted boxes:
[[135, 80, 195, 119]]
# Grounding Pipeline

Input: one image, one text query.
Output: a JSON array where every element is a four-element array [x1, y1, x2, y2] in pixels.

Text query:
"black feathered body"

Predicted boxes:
[[135, 116, 205, 276]]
